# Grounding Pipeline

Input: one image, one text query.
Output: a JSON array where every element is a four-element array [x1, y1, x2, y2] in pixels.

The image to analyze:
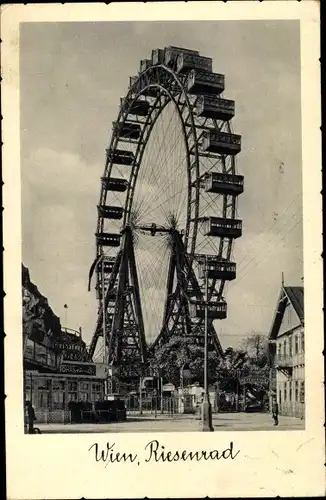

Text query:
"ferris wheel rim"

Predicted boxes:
[[91, 48, 242, 360]]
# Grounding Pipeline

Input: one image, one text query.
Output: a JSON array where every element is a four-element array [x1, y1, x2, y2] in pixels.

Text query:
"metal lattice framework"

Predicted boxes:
[[88, 46, 243, 378]]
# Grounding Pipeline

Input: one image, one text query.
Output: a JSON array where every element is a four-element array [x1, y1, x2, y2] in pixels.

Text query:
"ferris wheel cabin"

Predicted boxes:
[[97, 205, 124, 220], [187, 70, 225, 95], [164, 46, 199, 67], [120, 97, 150, 116], [196, 96, 235, 121], [204, 172, 244, 196], [99, 256, 116, 274], [190, 300, 227, 320], [176, 53, 213, 74], [101, 177, 128, 192], [113, 121, 141, 140], [203, 217, 242, 239], [202, 130, 241, 155], [96, 232, 121, 247], [196, 257, 237, 281], [106, 148, 135, 166]]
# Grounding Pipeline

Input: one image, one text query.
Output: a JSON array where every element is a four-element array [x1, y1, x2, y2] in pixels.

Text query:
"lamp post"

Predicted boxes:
[[101, 258, 108, 396], [202, 255, 214, 432]]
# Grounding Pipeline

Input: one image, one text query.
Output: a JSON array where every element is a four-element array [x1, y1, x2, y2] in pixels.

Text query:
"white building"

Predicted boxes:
[[268, 285, 304, 418]]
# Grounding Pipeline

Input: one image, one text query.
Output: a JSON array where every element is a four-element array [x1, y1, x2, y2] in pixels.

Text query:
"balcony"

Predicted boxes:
[[204, 172, 244, 196], [113, 122, 141, 140], [196, 96, 235, 121], [275, 355, 294, 371], [202, 217, 242, 239], [202, 130, 241, 156], [187, 70, 225, 96], [101, 177, 128, 192], [96, 232, 121, 247], [176, 53, 212, 74], [190, 300, 227, 320]]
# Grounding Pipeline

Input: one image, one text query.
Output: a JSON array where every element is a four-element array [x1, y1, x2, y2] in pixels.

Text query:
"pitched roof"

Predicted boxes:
[[284, 286, 304, 322], [269, 285, 304, 340]]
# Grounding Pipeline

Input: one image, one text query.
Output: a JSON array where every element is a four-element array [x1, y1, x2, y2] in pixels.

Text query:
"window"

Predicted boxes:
[[80, 382, 89, 392], [277, 343, 282, 359], [53, 380, 65, 391], [295, 381, 299, 401], [300, 381, 305, 404], [68, 381, 77, 392], [52, 390, 65, 408], [284, 382, 287, 402], [38, 391, 49, 408], [289, 336, 292, 357], [289, 381, 292, 402], [68, 392, 77, 403], [92, 383, 102, 392], [35, 343, 47, 364], [80, 392, 88, 402], [301, 332, 305, 352], [25, 338, 35, 358], [38, 378, 51, 390], [283, 340, 287, 358], [294, 336, 299, 355]]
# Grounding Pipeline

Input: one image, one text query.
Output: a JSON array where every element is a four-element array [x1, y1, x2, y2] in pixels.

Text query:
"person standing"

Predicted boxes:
[[26, 401, 36, 434], [272, 396, 279, 426]]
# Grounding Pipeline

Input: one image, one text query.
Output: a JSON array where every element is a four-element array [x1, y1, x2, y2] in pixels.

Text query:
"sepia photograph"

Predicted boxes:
[[20, 19, 305, 434], [2, 2, 323, 499]]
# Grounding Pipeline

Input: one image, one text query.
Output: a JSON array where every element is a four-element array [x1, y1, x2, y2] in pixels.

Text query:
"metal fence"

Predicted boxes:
[[35, 409, 71, 424]]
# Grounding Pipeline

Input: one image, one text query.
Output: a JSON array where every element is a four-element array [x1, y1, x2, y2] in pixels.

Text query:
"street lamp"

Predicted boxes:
[[202, 255, 214, 432]]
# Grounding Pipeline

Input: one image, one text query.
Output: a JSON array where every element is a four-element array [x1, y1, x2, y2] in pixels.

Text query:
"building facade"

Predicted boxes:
[[268, 285, 304, 418], [22, 265, 106, 423]]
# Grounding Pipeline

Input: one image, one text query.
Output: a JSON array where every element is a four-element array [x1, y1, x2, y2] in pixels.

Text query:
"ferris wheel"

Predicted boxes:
[[88, 46, 243, 375]]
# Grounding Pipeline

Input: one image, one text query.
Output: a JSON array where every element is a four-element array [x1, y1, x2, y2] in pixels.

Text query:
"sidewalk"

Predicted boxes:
[[36, 412, 305, 434]]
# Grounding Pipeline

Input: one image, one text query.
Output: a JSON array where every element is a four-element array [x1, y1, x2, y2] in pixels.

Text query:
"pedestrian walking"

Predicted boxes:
[[271, 397, 279, 426]]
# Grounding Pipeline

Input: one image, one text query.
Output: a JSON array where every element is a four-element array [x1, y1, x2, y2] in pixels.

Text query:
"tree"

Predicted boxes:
[[241, 332, 268, 368], [150, 336, 220, 388]]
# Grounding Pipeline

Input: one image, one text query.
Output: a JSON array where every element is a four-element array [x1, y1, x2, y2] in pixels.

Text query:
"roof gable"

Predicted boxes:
[[269, 285, 304, 340]]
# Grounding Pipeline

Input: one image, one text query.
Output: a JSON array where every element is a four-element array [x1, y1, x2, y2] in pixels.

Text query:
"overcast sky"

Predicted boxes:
[[20, 20, 303, 350]]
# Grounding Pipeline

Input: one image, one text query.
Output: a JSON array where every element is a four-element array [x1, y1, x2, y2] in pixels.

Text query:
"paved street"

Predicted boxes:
[[37, 412, 304, 433]]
